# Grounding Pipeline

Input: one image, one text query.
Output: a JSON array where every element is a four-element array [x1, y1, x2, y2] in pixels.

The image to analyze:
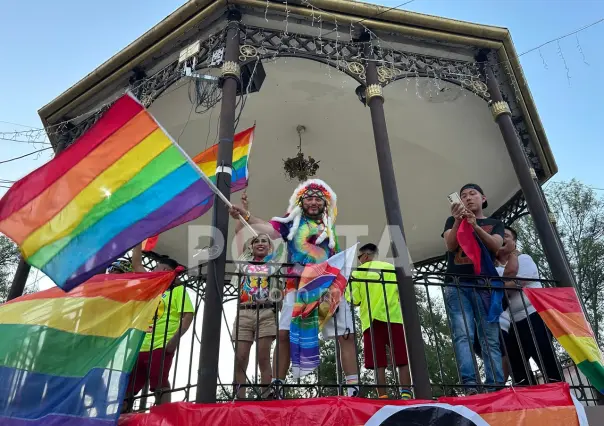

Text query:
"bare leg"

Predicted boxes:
[[257, 336, 275, 388], [273, 330, 290, 379], [376, 367, 388, 397], [235, 341, 253, 398], [338, 336, 359, 377], [398, 364, 411, 388]]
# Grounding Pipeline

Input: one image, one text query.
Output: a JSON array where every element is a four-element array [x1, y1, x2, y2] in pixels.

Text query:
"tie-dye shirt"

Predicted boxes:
[[270, 215, 339, 292]]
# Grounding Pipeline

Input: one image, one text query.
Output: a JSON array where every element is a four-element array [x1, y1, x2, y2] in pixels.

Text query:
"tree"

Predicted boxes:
[[415, 286, 460, 397], [0, 235, 20, 303], [514, 179, 604, 345], [0, 235, 39, 303]]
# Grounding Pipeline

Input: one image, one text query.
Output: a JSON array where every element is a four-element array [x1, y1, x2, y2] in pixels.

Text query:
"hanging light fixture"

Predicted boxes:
[[283, 125, 320, 182]]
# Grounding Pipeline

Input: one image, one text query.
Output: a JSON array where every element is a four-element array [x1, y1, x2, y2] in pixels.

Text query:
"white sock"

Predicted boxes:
[[346, 374, 359, 397]]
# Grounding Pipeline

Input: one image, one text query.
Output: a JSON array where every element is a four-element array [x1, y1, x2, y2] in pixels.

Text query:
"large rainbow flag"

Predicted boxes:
[[0, 93, 216, 290], [119, 383, 588, 425], [155, 125, 254, 233], [525, 287, 604, 392], [0, 270, 175, 425]]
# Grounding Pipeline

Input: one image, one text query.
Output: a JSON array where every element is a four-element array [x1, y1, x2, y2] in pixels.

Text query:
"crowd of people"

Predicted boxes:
[[111, 178, 561, 406]]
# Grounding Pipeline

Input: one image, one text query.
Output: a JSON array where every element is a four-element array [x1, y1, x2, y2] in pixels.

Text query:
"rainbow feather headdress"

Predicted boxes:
[[271, 179, 338, 249]]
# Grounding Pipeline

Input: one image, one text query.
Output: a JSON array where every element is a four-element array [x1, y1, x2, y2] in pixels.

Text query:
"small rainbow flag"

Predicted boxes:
[[196, 125, 253, 191], [525, 287, 604, 392], [142, 235, 159, 252], [157, 125, 254, 232], [0, 270, 175, 425], [290, 245, 356, 379], [0, 93, 216, 290]]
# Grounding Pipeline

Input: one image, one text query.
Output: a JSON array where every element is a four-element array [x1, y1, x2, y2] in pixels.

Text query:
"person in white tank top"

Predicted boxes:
[[495, 226, 562, 385]]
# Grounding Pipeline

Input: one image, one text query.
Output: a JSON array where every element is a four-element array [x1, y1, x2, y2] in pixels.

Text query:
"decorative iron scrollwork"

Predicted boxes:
[[239, 44, 258, 61]]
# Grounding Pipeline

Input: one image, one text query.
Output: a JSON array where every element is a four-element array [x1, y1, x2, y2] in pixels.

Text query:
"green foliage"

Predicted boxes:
[[514, 180, 604, 345], [415, 286, 460, 397], [0, 234, 20, 303]]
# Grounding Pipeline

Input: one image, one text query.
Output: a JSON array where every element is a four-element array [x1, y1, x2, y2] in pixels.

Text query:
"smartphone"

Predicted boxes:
[[447, 192, 461, 205]]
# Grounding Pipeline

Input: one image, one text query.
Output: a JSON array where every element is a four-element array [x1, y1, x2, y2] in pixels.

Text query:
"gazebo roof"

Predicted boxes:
[[34, 0, 556, 266], [38, 0, 555, 177]]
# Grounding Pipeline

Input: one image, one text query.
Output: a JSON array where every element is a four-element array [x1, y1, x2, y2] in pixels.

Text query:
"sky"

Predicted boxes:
[[0, 0, 603, 398]]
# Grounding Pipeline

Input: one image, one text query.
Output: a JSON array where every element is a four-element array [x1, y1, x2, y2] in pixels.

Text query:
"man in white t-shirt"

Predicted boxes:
[[496, 226, 562, 385]]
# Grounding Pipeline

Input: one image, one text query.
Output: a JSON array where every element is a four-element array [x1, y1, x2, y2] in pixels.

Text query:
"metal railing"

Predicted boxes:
[[124, 261, 602, 412]]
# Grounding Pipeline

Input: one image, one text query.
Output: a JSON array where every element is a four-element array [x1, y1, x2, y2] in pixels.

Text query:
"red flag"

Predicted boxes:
[[142, 235, 159, 251], [118, 383, 587, 426], [457, 219, 481, 274]]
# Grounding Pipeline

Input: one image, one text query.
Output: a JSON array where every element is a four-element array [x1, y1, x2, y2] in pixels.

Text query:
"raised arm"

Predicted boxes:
[[229, 203, 280, 239], [443, 204, 465, 251], [131, 243, 146, 273], [502, 251, 520, 278]]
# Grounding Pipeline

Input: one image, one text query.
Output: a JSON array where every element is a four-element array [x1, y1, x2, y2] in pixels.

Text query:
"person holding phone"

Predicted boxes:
[[441, 183, 505, 394]]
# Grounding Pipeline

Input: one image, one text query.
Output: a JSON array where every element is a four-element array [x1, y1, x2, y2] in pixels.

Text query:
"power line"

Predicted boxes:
[[0, 137, 51, 145], [317, 0, 417, 39], [0, 147, 52, 165], [519, 18, 604, 57], [303, 0, 603, 69], [1, 11, 600, 148], [0, 120, 39, 129]]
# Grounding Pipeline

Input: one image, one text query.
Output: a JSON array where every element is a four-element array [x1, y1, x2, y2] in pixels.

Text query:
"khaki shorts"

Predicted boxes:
[[232, 308, 277, 342]]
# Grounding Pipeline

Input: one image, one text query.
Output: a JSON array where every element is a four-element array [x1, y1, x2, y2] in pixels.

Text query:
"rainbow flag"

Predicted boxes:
[[0, 93, 215, 291], [0, 270, 175, 425], [290, 245, 356, 378], [525, 287, 604, 392], [157, 125, 254, 232], [142, 235, 159, 252]]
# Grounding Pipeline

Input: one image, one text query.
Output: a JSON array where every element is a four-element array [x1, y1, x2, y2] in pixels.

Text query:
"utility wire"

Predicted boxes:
[[0, 120, 39, 129], [519, 18, 604, 57], [0, 147, 52, 165], [316, 0, 416, 39], [0, 137, 51, 145], [1, 11, 601, 146], [303, 0, 603, 68]]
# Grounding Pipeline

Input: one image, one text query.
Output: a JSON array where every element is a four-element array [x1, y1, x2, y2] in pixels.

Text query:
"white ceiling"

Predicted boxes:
[[148, 58, 520, 268]]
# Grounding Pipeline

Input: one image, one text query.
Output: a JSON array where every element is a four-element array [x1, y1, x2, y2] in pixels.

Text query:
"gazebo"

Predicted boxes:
[[30, 0, 576, 404]]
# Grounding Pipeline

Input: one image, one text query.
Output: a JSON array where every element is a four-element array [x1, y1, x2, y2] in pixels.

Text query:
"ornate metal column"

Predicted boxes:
[[479, 52, 576, 289], [196, 9, 242, 403], [361, 34, 432, 399], [7, 260, 31, 301]]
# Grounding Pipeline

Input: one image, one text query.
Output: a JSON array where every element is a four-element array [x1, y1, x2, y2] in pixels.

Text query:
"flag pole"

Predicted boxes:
[[136, 92, 258, 237], [174, 146, 257, 237]]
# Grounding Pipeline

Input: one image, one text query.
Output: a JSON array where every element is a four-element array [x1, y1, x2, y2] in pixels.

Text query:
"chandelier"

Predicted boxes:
[[283, 125, 320, 182]]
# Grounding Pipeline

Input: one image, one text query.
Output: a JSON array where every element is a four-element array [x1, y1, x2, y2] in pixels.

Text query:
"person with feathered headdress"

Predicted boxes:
[[229, 179, 359, 398]]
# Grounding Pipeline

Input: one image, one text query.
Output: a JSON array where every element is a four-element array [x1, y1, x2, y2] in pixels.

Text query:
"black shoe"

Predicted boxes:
[[270, 379, 285, 400]]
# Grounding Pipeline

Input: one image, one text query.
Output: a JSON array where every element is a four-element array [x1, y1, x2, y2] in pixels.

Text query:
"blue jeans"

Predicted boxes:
[[444, 285, 503, 386]]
